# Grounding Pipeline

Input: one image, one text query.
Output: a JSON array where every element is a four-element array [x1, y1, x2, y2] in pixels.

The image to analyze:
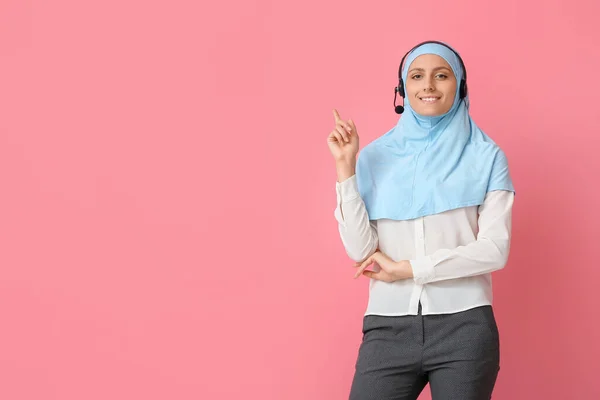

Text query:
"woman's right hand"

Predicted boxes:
[[327, 109, 359, 164]]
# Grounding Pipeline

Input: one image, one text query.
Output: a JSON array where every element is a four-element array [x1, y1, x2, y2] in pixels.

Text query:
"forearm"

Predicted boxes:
[[410, 190, 514, 285], [334, 172, 378, 263], [336, 160, 356, 182], [337, 204, 378, 262], [410, 236, 510, 284]]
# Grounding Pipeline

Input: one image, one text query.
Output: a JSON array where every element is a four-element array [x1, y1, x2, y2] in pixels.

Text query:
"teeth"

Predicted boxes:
[[421, 97, 438, 102]]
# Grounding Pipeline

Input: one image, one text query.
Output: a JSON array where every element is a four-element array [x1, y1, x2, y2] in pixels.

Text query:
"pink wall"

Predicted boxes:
[[1, 0, 599, 398]]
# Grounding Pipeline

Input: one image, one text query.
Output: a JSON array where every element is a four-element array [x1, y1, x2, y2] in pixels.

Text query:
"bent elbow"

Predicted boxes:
[[491, 241, 511, 272], [493, 256, 508, 272], [479, 236, 510, 273], [346, 249, 371, 264], [497, 250, 511, 271], [346, 244, 378, 264]]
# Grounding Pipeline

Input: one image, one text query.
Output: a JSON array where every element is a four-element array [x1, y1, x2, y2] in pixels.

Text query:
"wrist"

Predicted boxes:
[[335, 159, 356, 182], [335, 157, 356, 167], [405, 260, 414, 279], [394, 260, 414, 280]]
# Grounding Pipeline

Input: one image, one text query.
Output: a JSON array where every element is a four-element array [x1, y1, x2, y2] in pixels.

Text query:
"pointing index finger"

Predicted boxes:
[[333, 109, 341, 122]]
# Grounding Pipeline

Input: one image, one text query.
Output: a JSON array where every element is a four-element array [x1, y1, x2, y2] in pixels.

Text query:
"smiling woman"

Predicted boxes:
[[405, 55, 457, 116], [327, 41, 516, 400]]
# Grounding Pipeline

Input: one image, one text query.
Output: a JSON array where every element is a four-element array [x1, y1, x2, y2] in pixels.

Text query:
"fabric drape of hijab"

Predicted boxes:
[[356, 42, 514, 221]]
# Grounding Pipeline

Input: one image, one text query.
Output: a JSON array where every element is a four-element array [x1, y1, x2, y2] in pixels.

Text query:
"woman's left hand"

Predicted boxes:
[[354, 251, 414, 282]]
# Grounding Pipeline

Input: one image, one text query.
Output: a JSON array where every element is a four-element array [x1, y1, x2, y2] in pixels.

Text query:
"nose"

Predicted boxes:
[[423, 79, 435, 92], [423, 76, 435, 92]]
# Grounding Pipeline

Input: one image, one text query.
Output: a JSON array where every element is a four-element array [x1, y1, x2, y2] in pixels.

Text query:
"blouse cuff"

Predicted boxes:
[[335, 174, 360, 203], [410, 256, 436, 285]]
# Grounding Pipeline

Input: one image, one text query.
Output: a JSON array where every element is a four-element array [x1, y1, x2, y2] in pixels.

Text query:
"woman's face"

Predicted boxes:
[[405, 54, 457, 116]]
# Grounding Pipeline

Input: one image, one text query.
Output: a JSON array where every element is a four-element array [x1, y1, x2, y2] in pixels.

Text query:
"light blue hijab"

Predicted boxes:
[[356, 42, 514, 221]]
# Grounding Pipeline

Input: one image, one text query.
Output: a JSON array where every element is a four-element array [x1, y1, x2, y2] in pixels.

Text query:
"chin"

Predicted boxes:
[[414, 108, 446, 117], [413, 103, 453, 117]]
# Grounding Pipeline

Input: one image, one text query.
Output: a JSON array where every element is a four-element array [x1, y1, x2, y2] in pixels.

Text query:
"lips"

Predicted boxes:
[[419, 96, 440, 103]]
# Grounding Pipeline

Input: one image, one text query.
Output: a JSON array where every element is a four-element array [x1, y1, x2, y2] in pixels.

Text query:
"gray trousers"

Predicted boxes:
[[349, 305, 500, 400]]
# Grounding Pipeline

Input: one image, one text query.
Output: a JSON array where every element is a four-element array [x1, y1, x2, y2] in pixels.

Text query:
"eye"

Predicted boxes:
[[411, 74, 422, 80], [436, 73, 448, 79]]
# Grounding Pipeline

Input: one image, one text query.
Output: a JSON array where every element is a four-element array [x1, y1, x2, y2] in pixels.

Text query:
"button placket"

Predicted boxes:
[[415, 217, 425, 257], [412, 217, 427, 314]]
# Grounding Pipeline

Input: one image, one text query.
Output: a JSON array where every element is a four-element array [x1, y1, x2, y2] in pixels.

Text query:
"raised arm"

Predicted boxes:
[[328, 109, 378, 262]]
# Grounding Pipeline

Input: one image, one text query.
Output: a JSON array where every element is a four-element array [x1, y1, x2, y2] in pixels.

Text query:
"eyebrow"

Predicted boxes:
[[408, 66, 452, 74]]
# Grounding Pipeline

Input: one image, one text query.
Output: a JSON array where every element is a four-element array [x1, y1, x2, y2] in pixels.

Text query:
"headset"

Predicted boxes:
[[394, 40, 468, 114]]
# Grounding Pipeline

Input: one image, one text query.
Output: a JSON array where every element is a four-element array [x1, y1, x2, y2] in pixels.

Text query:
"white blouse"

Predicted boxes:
[[334, 174, 515, 316]]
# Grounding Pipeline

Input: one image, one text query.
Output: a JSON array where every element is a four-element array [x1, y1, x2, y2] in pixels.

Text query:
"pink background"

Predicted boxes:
[[1, 0, 599, 399]]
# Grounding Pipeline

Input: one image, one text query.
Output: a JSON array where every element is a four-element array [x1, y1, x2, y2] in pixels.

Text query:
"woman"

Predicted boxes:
[[327, 41, 515, 399]]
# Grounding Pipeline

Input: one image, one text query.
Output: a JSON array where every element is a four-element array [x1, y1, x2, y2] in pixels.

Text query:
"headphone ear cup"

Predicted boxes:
[[398, 80, 405, 97], [460, 79, 467, 99]]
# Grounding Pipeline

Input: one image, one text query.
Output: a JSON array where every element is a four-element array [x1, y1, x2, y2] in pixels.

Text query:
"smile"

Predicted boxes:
[[419, 97, 441, 103]]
